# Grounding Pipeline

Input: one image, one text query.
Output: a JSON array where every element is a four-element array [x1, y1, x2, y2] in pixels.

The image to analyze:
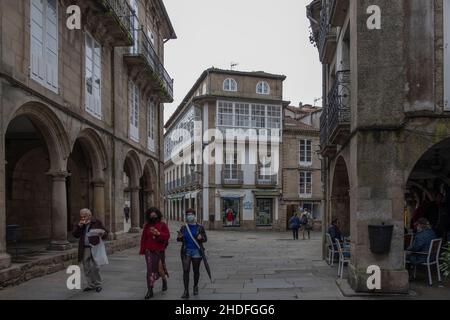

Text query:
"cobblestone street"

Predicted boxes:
[[0, 222, 448, 300]]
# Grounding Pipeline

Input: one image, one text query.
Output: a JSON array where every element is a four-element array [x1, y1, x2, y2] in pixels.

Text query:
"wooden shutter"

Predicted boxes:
[[30, 0, 45, 81], [93, 40, 102, 117], [129, 82, 139, 141], [45, 0, 58, 90], [85, 34, 93, 113]]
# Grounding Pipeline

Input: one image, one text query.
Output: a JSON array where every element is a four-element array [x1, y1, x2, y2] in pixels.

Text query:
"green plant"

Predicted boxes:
[[440, 243, 450, 279]]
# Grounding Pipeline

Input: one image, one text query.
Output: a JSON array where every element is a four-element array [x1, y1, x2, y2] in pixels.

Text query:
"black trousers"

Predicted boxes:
[[292, 228, 299, 239], [182, 255, 202, 291]]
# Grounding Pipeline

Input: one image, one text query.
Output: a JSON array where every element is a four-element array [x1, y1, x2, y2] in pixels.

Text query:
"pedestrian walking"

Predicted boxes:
[[301, 210, 313, 240], [124, 204, 130, 223], [289, 213, 301, 240], [72, 208, 108, 293], [177, 209, 208, 299], [139, 207, 170, 299]]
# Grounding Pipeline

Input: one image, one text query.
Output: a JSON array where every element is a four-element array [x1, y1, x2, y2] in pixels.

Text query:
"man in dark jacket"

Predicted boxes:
[[406, 218, 438, 267], [72, 208, 108, 292]]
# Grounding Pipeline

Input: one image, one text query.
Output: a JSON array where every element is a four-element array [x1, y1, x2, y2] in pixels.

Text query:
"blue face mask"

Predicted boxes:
[[186, 215, 196, 223]]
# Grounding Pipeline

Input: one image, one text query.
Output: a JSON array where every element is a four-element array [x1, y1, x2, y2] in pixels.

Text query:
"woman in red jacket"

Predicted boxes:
[[139, 207, 170, 299]]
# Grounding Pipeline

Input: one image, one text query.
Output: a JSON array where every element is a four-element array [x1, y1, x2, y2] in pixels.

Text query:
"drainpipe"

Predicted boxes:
[[321, 63, 328, 260], [110, 47, 116, 240]]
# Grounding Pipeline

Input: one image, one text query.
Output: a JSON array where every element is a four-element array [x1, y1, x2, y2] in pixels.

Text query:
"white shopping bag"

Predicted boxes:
[[91, 239, 109, 266]]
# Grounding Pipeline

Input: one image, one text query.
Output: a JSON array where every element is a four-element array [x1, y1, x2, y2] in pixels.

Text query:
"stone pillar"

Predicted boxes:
[[347, 133, 409, 294], [48, 172, 71, 251], [0, 191, 11, 269], [92, 181, 105, 225], [129, 187, 140, 233]]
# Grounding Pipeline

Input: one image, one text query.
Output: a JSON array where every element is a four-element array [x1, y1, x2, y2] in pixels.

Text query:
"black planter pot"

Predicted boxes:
[[368, 224, 393, 254]]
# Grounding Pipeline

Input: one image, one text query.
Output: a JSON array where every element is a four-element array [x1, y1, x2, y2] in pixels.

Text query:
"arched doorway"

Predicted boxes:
[[331, 156, 350, 237], [123, 151, 142, 233], [67, 129, 107, 232], [5, 104, 70, 250], [406, 138, 450, 241]]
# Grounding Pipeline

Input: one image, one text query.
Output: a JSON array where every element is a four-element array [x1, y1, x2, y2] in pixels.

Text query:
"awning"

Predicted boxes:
[[167, 193, 186, 200], [184, 191, 200, 199]]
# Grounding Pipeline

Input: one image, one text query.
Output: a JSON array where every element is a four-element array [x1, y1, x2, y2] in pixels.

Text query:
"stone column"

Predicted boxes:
[[48, 171, 71, 251], [92, 181, 105, 225], [129, 186, 141, 233], [0, 192, 11, 269]]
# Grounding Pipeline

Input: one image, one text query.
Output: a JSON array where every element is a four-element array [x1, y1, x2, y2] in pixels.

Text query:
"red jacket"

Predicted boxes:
[[139, 221, 170, 254]]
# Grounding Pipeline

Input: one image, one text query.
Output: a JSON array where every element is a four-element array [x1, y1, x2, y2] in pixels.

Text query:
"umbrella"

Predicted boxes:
[[201, 248, 213, 283]]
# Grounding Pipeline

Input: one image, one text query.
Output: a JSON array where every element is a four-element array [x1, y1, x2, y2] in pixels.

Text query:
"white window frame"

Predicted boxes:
[[223, 78, 237, 92], [85, 32, 102, 119], [251, 104, 266, 128], [299, 171, 312, 198], [299, 139, 312, 166], [216, 101, 282, 130], [235, 103, 250, 127], [147, 100, 156, 152], [256, 81, 270, 95], [129, 81, 140, 142], [445, 0, 450, 110], [30, 0, 59, 93], [217, 101, 234, 126]]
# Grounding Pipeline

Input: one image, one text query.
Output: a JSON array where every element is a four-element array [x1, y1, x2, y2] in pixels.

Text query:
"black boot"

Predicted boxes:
[[181, 289, 189, 299], [193, 286, 199, 296], [162, 279, 168, 292], [181, 274, 190, 299], [194, 273, 200, 296], [144, 288, 154, 300]]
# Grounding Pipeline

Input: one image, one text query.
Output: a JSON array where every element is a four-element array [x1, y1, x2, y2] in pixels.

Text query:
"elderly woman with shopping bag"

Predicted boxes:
[[72, 208, 108, 293]]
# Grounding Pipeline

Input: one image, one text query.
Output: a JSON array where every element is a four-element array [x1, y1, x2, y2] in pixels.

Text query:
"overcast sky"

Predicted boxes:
[[162, 0, 322, 123]]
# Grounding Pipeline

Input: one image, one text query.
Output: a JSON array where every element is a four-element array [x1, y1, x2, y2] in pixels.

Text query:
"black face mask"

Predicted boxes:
[[148, 217, 158, 224]]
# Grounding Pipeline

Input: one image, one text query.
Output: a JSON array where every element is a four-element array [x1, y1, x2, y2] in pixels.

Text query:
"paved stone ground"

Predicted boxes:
[[0, 221, 448, 300]]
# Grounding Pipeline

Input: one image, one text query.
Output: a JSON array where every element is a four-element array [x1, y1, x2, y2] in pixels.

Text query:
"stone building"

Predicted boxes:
[[0, 0, 176, 271], [280, 105, 323, 231], [164, 68, 289, 230], [307, 0, 450, 293]]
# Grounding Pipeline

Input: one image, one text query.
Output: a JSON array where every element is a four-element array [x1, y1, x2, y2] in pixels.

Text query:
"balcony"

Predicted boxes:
[[318, 2, 337, 64], [123, 28, 174, 102], [320, 107, 336, 157], [221, 168, 244, 187], [329, 0, 349, 27], [327, 70, 351, 146], [67, 0, 133, 47], [255, 170, 278, 188]]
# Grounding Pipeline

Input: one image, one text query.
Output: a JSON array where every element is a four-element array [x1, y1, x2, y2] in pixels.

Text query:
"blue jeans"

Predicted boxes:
[[185, 248, 201, 258]]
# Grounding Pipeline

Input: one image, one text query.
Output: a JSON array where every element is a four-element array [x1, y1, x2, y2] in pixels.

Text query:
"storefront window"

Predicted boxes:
[[222, 198, 240, 226], [256, 198, 273, 226]]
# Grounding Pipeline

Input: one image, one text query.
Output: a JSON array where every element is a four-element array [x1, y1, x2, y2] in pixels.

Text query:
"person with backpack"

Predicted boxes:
[[300, 209, 313, 240], [177, 209, 208, 299], [139, 207, 170, 299], [289, 213, 301, 240]]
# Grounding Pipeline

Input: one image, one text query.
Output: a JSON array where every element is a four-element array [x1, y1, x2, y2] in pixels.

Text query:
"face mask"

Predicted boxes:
[[149, 216, 157, 223], [186, 215, 196, 223]]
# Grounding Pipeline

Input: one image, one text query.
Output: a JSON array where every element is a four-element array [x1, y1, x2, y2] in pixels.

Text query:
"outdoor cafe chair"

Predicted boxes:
[[410, 238, 442, 286], [326, 233, 337, 265], [335, 238, 350, 279]]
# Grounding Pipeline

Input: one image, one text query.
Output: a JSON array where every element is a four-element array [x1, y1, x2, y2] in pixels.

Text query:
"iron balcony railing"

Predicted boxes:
[[221, 167, 244, 186], [328, 70, 351, 139], [318, 1, 331, 55], [104, 0, 133, 34], [130, 28, 174, 99], [320, 108, 328, 149], [255, 170, 278, 186]]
